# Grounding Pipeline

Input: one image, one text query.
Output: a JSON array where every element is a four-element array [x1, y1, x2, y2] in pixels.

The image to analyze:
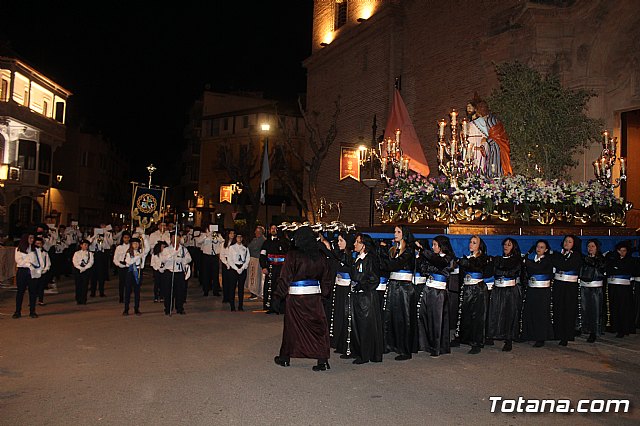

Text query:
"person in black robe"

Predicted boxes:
[[522, 239, 555, 347], [458, 235, 491, 354], [551, 235, 582, 346], [605, 240, 636, 338], [273, 226, 334, 371], [579, 239, 606, 343], [321, 231, 356, 356], [415, 235, 454, 357], [448, 260, 461, 347], [260, 224, 289, 313], [632, 245, 640, 330], [487, 238, 523, 352], [350, 233, 383, 364], [379, 225, 416, 361]]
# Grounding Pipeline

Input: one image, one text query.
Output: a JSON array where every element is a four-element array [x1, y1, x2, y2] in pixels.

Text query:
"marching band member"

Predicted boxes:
[[350, 233, 383, 364], [34, 236, 52, 306], [579, 239, 606, 343], [89, 226, 113, 298], [160, 231, 192, 315], [151, 241, 169, 304], [112, 231, 131, 303], [198, 226, 223, 297], [551, 235, 582, 346], [605, 240, 635, 338], [522, 240, 554, 347], [260, 224, 289, 313], [415, 235, 455, 357], [487, 238, 523, 352], [123, 237, 145, 316], [458, 235, 491, 354], [149, 222, 171, 250], [379, 225, 416, 361], [72, 239, 94, 305], [273, 226, 333, 371], [13, 233, 38, 318], [219, 229, 236, 304], [226, 231, 250, 311]]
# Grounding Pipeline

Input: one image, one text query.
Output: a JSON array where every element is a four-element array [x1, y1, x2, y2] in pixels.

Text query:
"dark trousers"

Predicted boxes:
[[263, 264, 283, 310], [124, 270, 141, 312], [188, 246, 202, 278], [222, 267, 232, 303], [227, 268, 247, 310], [609, 284, 635, 335], [553, 281, 578, 341], [153, 269, 162, 300], [74, 269, 91, 304], [161, 271, 186, 314], [51, 252, 63, 281], [15, 268, 37, 315], [200, 253, 220, 295], [37, 275, 47, 303], [90, 251, 108, 296], [117, 267, 127, 302]]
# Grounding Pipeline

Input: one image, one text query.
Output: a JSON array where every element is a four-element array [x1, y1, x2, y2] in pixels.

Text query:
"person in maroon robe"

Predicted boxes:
[[273, 226, 334, 371]]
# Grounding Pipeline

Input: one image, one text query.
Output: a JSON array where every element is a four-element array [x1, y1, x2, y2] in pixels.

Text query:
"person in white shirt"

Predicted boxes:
[[123, 237, 145, 316], [149, 222, 171, 252], [151, 241, 169, 303], [160, 231, 192, 315], [72, 239, 95, 305], [112, 231, 131, 303], [13, 233, 38, 319], [219, 229, 236, 304], [89, 226, 113, 298], [34, 236, 52, 306], [226, 232, 250, 312], [199, 227, 224, 297]]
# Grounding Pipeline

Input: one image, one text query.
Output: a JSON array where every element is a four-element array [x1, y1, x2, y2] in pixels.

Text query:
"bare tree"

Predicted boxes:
[[277, 96, 340, 222]]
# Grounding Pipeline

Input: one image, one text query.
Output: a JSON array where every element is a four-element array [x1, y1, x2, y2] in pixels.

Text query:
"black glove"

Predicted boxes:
[[120, 261, 126, 265]]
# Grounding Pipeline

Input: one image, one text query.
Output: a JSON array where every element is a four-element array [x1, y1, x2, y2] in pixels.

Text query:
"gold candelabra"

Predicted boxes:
[[358, 128, 410, 184], [437, 109, 475, 184], [593, 130, 627, 188]]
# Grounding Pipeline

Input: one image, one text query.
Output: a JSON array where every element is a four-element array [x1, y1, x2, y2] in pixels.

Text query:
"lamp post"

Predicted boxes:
[[360, 115, 380, 228], [261, 122, 270, 225]]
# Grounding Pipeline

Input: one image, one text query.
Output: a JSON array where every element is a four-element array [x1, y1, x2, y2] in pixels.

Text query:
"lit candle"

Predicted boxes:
[[603, 130, 609, 145], [395, 128, 401, 144], [620, 157, 626, 175], [450, 109, 458, 126], [600, 157, 607, 176], [461, 117, 468, 138], [387, 137, 392, 154], [438, 119, 446, 139], [438, 143, 444, 163], [593, 160, 600, 177]]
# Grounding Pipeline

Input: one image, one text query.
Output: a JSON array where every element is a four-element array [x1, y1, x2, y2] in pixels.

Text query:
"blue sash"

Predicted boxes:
[[337, 272, 351, 280], [291, 279, 320, 287], [129, 264, 140, 285], [531, 274, 552, 281]]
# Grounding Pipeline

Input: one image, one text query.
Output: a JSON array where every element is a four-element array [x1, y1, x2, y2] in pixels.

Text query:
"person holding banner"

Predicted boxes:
[[160, 231, 192, 315], [123, 237, 145, 316]]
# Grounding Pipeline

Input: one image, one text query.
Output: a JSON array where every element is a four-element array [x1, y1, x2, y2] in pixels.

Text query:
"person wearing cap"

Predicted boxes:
[[226, 231, 250, 311], [112, 231, 131, 303], [34, 236, 52, 306], [72, 239, 94, 305], [160, 231, 192, 315], [123, 237, 145, 315]]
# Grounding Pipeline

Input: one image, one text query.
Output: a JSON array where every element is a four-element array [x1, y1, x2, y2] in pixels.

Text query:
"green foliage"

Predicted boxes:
[[488, 62, 603, 179]]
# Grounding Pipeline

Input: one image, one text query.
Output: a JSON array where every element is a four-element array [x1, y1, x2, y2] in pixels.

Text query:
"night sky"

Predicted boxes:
[[1, 2, 313, 184]]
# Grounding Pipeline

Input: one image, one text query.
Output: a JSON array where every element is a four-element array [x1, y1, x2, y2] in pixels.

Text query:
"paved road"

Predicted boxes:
[[1, 272, 639, 425]]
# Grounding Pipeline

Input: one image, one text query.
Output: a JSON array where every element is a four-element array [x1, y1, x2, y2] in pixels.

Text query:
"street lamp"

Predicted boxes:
[[56, 174, 63, 184]]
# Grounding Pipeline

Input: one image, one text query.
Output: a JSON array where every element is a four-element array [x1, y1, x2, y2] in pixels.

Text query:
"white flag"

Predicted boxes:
[[260, 139, 270, 204]]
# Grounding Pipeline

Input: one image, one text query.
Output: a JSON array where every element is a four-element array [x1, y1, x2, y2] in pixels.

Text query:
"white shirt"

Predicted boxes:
[[125, 249, 145, 269], [150, 253, 165, 272], [72, 250, 94, 273], [149, 230, 171, 249], [15, 248, 36, 269], [160, 245, 192, 273], [227, 244, 250, 273], [113, 243, 130, 268], [34, 247, 51, 276], [200, 232, 224, 256]]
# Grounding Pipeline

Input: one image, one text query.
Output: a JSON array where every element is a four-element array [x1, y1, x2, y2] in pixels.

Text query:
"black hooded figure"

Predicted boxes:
[[550, 234, 583, 346], [379, 225, 416, 361], [605, 240, 636, 338], [487, 237, 524, 352], [458, 235, 492, 354], [579, 238, 606, 343]]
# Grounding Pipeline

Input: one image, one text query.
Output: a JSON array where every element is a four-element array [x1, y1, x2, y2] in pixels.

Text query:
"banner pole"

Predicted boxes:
[[130, 181, 138, 232]]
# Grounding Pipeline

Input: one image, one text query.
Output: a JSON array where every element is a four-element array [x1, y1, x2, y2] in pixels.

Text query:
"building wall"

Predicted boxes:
[[306, 0, 640, 226]]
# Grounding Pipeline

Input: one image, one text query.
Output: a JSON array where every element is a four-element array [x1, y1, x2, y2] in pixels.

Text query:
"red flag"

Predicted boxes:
[[384, 89, 430, 177]]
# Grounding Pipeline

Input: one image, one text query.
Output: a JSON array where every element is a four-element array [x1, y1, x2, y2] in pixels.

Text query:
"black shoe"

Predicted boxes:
[[135, 310, 142, 316], [615, 332, 624, 338], [12, 312, 20, 319], [339, 353, 355, 359], [502, 341, 512, 352], [559, 340, 568, 346], [353, 358, 368, 364], [430, 351, 439, 357], [485, 338, 494, 346], [587, 333, 596, 343], [178, 311, 186, 315], [468, 346, 481, 354], [450, 338, 460, 347], [230, 307, 236, 312], [394, 354, 412, 361], [238, 307, 244, 312], [312, 361, 331, 371], [122, 310, 129, 316], [164, 311, 170, 316], [533, 341, 545, 348], [38, 301, 46, 306], [274, 356, 290, 367]]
